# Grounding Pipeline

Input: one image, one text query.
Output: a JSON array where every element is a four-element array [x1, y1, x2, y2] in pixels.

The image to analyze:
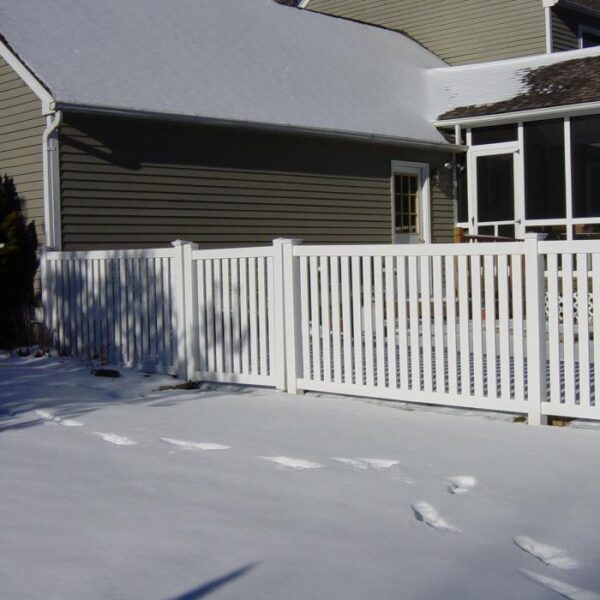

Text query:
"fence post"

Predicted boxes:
[[524, 233, 548, 425], [273, 239, 290, 390], [277, 238, 303, 394], [172, 240, 199, 381]]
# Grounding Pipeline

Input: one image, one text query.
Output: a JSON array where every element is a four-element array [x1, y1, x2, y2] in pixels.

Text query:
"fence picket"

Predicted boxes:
[[408, 256, 420, 391], [320, 256, 332, 383], [577, 254, 590, 407], [309, 256, 321, 381], [445, 256, 457, 396], [397, 256, 408, 391], [330, 256, 342, 383], [562, 255, 576, 407], [511, 255, 525, 402], [300, 256, 311, 381], [432, 256, 445, 394], [341, 256, 352, 385], [497, 255, 511, 402], [222, 259, 232, 374], [258, 257, 268, 377], [351, 256, 364, 386], [484, 255, 497, 399], [385, 256, 397, 390], [373, 256, 386, 388], [420, 256, 433, 393], [458, 255, 470, 395]]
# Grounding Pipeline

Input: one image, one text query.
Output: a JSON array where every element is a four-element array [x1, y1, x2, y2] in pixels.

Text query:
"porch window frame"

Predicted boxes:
[[459, 116, 600, 241]]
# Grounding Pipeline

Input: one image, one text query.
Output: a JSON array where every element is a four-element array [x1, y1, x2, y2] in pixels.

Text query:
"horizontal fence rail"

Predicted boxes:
[[42, 236, 600, 424]]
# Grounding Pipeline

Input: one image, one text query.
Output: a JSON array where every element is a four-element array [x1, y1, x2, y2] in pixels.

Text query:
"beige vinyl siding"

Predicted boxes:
[[306, 0, 547, 65], [0, 57, 45, 246], [58, 114, 455, 249]]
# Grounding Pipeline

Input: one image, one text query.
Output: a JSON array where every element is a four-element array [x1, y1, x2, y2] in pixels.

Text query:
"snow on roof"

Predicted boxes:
[[0, 0, 449, 146], [432, 45, 600, 121]]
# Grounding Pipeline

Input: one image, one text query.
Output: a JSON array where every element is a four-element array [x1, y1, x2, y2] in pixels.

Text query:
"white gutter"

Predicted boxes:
[[42, 111, 62, 249], [435, 99, 600, 128], [56, 102, 465, 153], [298, 0, 311, 7]]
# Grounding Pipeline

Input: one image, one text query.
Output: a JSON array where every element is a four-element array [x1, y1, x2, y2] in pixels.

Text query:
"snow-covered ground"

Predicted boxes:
[[1, 353, 600, 600]]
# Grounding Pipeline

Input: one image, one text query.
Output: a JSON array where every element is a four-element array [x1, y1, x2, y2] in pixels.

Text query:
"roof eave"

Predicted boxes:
[[435, 99, 600, 127], [57, 102, 465, 152]]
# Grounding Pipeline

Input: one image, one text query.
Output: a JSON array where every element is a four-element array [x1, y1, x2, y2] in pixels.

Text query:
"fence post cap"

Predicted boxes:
[[272, 238, 303, 246], [171, 239, 198, 248]]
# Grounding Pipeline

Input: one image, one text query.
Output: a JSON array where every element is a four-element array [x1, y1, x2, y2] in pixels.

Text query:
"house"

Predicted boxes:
[[302, 0, 600, 63], [0, 0, 599, 253], [0, 0, 459, 252]]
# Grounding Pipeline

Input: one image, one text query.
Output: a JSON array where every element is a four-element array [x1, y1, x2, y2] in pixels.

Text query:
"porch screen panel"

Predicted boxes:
[[524, 119, 565, 220], [476, 154, 514, 222], [572, 115, 600, 219]]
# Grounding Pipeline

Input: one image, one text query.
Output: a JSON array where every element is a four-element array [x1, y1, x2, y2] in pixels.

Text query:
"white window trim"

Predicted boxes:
[[579, 23, 600, 49], [390, 160, 431, 243]]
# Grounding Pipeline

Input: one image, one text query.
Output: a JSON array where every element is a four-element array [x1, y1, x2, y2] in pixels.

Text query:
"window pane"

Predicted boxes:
[[524, 119, 565, 219], [394, 173, 419, 234], [571, 115, 600, 218], [498, 224, 515, 238], [476, 154, 514, 222], [574, 223, 600, 239], [471, 124, 518, 145], [581, 30, 600, 48]]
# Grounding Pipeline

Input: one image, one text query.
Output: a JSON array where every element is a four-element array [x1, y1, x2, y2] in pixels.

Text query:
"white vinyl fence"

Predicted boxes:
[[42, 236, 600, 424]]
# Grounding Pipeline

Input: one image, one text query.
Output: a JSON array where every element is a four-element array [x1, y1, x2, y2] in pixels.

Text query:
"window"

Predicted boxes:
[[524, 119, 565, 219], [571, 115, 600, 218], [394, 173, 419, 234], [471, 124, 518, 145], [579, 24, 600, 48]]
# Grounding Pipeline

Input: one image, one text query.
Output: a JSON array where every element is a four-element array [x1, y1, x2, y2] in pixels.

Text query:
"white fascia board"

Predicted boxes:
[[542, 0, 559, 8], [298, 0, 311, 7], [56, 101, 465, 152], [434, 100, 600, 127], [0, 38, 54, 114]]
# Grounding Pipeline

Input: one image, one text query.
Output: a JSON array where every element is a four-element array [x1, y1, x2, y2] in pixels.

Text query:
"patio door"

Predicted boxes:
[[468, 145, 523, 238]]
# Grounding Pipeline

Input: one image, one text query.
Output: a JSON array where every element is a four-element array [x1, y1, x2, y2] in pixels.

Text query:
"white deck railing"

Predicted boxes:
[[42, 236, 600, 424]]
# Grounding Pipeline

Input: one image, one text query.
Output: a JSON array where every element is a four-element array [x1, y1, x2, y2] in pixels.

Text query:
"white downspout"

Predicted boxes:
[[42, 110, 63, 249], [543, 0, 559, 53]]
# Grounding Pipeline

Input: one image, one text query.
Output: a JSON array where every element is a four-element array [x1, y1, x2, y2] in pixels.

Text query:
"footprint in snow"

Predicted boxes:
[[160, 438, 230, 451], [411, 501, 460, 532], [93, 432, 137, 446], [260, 456, 322, 470], [514, 536, 579, 570], [447, 475, 477, 495], [35, 409, 83, 427], [520, 570, 599, 600], [331, 457, 400, 470]]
